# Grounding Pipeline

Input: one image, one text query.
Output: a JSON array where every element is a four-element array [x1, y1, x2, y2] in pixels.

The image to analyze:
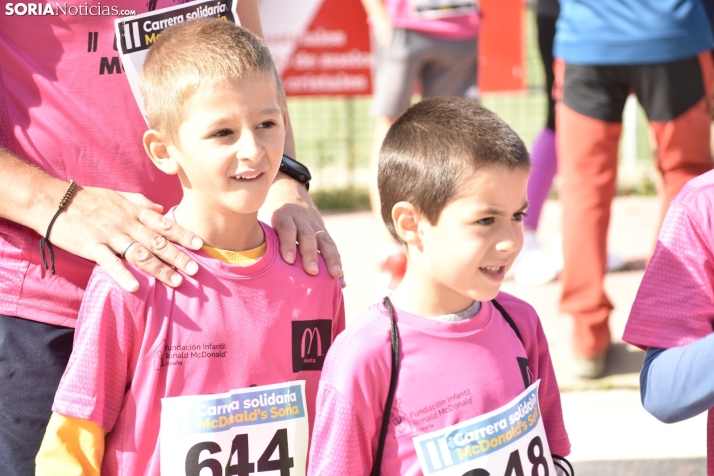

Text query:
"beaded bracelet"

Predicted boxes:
[[40, 180, 78, 275]]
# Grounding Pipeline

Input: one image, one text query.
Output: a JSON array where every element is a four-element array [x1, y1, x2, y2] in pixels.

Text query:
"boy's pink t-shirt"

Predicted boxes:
[[380, 0, 480, 40], [623, 169, 714, 475], [0, 0, 182, 327], [53, 222, 345, 476], [308, 292, 570, 476]]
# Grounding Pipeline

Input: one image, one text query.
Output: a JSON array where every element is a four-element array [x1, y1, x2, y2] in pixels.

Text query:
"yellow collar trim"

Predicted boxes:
[[202, 242, 267, 266]]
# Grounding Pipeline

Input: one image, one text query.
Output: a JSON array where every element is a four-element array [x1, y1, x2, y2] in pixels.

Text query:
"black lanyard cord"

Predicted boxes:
[[370, 298, 574, 476], [370, 296, 401, 476]]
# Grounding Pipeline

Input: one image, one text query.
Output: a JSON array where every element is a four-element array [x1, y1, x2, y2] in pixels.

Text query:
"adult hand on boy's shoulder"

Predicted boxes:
[[261, 172, 345, 288], [49, 186, 203, 292], [0, 149, 203, 292]]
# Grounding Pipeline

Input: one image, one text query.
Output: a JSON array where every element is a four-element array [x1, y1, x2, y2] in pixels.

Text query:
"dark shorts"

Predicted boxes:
[[562, 56, 706, 123], [0, 314, 74, 476]]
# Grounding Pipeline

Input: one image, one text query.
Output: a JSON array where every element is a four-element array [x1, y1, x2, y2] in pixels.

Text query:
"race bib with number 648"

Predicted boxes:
[[413, 381, 556, 476], [160, 381, 309, 476]]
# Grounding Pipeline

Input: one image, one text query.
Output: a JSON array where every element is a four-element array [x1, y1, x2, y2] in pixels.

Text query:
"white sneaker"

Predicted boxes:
[[511, 231, 559, 286], [514, 249, 559, 286], [549, 233, 626, 273], [606, 252, 626, 272]]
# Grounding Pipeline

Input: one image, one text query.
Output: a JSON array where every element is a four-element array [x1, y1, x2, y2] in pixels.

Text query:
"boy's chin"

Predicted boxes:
[[469, 287, 501, 303]]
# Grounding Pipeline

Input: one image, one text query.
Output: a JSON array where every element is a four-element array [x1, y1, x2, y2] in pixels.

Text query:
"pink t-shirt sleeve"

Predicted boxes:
[[498, 295, 570, 457], [53, 268, 139, 432], [534, 315, 570, 457], [623, 196, 714, 350], [309, 384, 375, 475]]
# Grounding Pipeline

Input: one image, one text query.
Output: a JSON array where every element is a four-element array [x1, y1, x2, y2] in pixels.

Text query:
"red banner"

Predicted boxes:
[[260, 0, 372, 97], [260, 0, 525, 97]]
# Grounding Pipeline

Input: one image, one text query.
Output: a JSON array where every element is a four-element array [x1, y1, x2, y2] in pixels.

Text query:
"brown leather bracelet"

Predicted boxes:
[[40, 180, 78, 275]]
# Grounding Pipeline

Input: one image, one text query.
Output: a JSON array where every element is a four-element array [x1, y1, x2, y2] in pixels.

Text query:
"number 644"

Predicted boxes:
[[185, 428, 295, 476]]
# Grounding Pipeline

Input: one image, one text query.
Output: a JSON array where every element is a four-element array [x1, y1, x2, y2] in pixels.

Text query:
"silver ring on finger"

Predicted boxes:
[[119, 240, 137, 260], [315, 230, 326, 235]]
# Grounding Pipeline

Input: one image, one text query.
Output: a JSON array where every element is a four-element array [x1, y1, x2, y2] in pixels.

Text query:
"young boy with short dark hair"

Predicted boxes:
[[36, 19, 344, 476], [309, 97, 570, 475]]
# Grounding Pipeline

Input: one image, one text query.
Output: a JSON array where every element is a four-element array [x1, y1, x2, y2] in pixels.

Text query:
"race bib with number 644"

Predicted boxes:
[[160, 381, 309, 476]]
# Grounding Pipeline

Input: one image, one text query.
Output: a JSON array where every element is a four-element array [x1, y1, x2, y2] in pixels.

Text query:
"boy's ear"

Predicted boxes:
[[392, 201, 423, 247], [143, 130, 180, 175]]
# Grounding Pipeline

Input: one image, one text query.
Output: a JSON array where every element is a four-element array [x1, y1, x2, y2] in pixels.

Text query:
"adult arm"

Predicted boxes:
[[360, 0, 393, 47], [233, 1, 346, 283], [0, 146, 202, 292], [0, 0, 343, 291], [641, 334, 714, 423], [35, 413, 105, 476]]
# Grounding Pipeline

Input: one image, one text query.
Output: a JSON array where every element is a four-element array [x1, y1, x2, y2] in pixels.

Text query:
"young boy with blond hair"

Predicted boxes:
[[308, 97, 570, 475], [36, 19, 344, 476]]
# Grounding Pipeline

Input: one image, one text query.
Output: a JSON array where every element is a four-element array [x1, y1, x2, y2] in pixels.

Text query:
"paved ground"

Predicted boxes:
[[322, 196, 707, 474]]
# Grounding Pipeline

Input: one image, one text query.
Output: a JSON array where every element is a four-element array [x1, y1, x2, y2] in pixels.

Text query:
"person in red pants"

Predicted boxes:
[[554, 0, 714, 378]]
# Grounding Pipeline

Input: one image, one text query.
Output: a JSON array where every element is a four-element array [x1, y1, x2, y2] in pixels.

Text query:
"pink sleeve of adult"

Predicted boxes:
[[308, 385, 374, 476], [533, 316, 570, 457], [332, 282, 346, 337], [623, 201, 714, 350], [52, 269, 138, 432]]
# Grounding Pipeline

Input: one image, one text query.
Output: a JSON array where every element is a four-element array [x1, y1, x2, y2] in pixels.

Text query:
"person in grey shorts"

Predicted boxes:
[[360, 0, 480, 291], [373, 28, 479, 118]]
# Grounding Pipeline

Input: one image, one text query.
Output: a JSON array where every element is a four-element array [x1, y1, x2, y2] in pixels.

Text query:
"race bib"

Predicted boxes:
[[408, 0, 477, 20], [114, 0, 239, 120], [160, 381, 309, 476], [413, 381, 556, 476]]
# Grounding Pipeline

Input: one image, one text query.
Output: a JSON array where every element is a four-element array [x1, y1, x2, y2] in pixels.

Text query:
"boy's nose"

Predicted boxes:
[[495, 228, 521, 254], [236, 132, 263, 162]]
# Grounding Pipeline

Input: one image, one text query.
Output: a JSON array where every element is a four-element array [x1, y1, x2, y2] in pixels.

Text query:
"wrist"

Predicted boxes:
[[279, 155, 312, 191], [28, 176, 72, 236]]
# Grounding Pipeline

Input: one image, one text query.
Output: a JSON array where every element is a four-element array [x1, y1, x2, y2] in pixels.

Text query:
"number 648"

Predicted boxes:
[[462, 436, 550, 476]]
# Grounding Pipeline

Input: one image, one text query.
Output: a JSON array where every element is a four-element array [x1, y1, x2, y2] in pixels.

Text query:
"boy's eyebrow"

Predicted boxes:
[[203, 106, 283, 129], [479, 201, 530, 215], [260, 106, 282, 114]]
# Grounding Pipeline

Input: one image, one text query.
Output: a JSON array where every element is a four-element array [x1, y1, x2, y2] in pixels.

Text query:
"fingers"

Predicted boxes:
[[121, 239, 184, 288], [94, 245, 140, 292], [133, 208, 203, 277], [117, 191, 164, 213], [295, 222, 320, 275], [315, 229, 345, 284], [272, 217, 298, 265]]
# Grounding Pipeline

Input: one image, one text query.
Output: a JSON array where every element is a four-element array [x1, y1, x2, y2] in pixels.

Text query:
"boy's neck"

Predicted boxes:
[[174, 199, 264, 252], [389, 257, 475, 318]]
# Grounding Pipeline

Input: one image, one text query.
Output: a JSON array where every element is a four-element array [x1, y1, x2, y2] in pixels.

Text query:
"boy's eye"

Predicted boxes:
[[212, 129, 233, 138], [476, 217, 495, 226], [258, 120, 276, 129], [512, 212, 528, 222]]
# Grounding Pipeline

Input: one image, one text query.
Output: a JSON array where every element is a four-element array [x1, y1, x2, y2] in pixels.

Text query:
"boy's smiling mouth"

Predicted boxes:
[[479, 265, 506, 281], [233, 171, 264, 181]]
